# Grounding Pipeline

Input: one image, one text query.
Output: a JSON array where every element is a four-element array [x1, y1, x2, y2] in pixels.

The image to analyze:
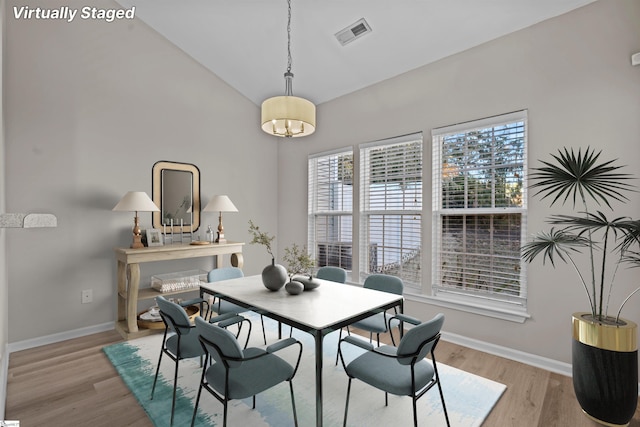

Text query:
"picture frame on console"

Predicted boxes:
[[146, 228, 163, 247]]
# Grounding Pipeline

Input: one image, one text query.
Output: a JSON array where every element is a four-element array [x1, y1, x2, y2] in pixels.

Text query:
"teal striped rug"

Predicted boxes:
[[103, 315, 505, 426]]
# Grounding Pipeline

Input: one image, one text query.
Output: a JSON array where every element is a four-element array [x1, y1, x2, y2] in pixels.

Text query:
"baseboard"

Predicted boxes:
[[7, 322, 114, 354], [441, 329, 573, 377], [1, 342, 7, 420]]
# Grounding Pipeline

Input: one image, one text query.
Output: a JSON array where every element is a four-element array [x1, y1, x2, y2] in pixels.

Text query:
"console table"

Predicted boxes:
[[114, 241, 244, 340]]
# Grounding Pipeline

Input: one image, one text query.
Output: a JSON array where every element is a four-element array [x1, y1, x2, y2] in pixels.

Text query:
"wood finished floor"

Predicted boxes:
[[6, 328, 640, 427]]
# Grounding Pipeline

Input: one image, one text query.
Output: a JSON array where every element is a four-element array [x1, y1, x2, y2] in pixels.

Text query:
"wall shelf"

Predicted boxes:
[[0, 213, 57, 228]]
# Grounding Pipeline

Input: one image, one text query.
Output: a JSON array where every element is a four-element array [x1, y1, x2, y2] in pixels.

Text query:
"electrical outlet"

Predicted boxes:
[[81, 289, 93, 304]]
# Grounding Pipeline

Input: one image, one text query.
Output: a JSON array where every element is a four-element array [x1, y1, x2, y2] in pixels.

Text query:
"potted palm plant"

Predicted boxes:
[[521, 147, 639, 426]]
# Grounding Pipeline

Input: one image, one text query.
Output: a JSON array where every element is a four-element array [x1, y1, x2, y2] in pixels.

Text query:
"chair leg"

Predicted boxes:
[[335, 328, 343, 365], [150, 349, 164, 399], [170, 358, 179, 425], [223, 400, 229, 427], [260, 315, 267, 344], [437, 379, 451, 427], [343, 378, 352, 427], [288, 381, 299, 427], [412, 395, 418, 427], [191, 384, 204, 427]]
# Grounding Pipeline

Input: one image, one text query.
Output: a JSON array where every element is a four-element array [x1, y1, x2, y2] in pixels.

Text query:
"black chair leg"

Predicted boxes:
[[191, 385, 204, 427], [289, 381, 299, 427], [437, 380, 451, 427], [335, 328, 343, 365], [150, 350, 164, 399], [412, 396, 418, 427], [343, 378, 352, 427], [170, 359, 179, 425], [260, 315, 267, 344]]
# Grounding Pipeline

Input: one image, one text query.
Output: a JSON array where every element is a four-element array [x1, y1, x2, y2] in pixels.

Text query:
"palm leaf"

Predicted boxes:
[[521, 228, 591, 267], [529, 147, 634, 209]]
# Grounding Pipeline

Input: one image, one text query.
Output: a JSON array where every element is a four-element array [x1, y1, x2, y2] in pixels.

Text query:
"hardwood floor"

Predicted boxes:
[[5, 328, 640, 427]]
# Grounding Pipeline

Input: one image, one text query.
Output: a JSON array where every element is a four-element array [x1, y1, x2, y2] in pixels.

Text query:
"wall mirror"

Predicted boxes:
[[152, 161, 201, 233]]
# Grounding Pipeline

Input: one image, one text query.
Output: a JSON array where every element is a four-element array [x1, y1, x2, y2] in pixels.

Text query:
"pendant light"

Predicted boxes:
[[261, 0, 316, 138]]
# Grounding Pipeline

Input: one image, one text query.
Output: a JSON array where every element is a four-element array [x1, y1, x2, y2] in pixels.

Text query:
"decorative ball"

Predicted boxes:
[[285, 280, 304, 295]]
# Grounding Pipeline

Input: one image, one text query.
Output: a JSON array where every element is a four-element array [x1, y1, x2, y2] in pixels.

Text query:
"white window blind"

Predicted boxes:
[[308, 149, 354, 271], [360, 133, 422, 287], [432, 111, 527, 307]]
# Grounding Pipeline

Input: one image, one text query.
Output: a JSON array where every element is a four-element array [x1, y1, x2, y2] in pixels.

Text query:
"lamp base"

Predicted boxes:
[[131, 234, 144, 249], [216, 231, 226, 244]]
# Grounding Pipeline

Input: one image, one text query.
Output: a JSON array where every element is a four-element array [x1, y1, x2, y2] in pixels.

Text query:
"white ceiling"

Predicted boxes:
[[115, 0, 595, 106]]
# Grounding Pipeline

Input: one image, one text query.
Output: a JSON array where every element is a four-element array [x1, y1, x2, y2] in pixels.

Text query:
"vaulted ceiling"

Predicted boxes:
[[116, 0, 595, 106]]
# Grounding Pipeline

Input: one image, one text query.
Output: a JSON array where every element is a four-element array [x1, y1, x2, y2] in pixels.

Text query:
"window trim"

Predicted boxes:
[[431, 111, 529, 315], [308, 148, 354, 274], [359, 132, 423, 288]]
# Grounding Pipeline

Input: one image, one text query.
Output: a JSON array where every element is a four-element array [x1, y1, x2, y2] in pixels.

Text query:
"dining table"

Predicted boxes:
[[200, 274, 404, 427]]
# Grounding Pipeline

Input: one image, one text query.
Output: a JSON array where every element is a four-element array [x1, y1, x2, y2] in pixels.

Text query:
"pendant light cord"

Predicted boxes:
[[286, 0, 292, 74]]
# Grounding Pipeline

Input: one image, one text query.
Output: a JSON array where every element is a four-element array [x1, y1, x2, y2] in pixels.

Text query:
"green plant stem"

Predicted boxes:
[[616, 286, 640, 323], [566, 253, 596, 316]]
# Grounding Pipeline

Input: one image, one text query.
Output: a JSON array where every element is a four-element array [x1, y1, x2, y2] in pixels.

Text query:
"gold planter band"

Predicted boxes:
[[572, 312, 637, 352]]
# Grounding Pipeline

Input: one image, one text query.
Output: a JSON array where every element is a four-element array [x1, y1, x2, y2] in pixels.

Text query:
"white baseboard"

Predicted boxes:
[[441, 330, 573, 377], [7, 322, 114, 354], [1, 342, 7, 420]]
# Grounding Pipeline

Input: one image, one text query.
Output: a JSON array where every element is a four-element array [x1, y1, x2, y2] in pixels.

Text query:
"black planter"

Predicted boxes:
[[572, 312, 638, 426]]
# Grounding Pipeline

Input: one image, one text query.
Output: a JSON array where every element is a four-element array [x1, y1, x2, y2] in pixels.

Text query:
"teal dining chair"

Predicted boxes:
[[191, 317, 304, 427], [347, 274, 403, 344], [316, 265, 347, 283], [151, 296, 250, 425], [338, 313, 450, 427]]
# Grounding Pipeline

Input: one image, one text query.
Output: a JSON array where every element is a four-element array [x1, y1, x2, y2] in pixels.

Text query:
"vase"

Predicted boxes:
[[285, 280, 304, 295], [572, 312, 638, 426], [292, 274, 320, 291], [261, 259, 287, 291]]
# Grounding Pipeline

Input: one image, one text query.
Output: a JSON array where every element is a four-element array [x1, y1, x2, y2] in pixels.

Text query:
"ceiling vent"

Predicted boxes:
[[335, 18, 372, 46]]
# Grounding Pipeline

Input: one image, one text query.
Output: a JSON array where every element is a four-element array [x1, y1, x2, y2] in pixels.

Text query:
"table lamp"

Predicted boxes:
[[113, 191, 160, 248], [203, 195, 238, 243]]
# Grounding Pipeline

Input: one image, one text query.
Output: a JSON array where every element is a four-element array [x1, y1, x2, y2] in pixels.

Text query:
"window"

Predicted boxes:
[[308, 149, 354, 271], [432, 111, 527, 309], [360, 133, 423, 288]]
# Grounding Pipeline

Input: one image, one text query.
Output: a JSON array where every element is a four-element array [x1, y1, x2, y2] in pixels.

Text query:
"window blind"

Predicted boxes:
[[432, 111, 527, 306], [308, 149, 354, 270], [360, 133, 423, 287]]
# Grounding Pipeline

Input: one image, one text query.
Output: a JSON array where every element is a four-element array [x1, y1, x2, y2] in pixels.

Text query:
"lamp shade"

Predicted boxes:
[[203, 195, 238, 213], [261, 95, 316, 138], [113, 191, 159, 212]]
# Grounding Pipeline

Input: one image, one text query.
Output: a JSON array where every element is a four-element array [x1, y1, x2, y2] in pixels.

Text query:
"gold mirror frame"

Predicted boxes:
[[152, 161, 201, 233]]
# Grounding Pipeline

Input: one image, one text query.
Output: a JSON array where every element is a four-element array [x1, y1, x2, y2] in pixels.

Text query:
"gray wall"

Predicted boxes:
[[1, 0, 7, 417], [277, 0, 640, 366], [4, 0, 280, 343], [3, 0, 639, 374]]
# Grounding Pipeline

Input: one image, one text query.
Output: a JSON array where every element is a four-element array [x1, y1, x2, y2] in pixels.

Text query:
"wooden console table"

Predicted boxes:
[[114, 241, 244, 340]]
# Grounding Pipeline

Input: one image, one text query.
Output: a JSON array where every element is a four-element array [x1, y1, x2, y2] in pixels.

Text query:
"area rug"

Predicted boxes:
[[103, 314, 505, 427]]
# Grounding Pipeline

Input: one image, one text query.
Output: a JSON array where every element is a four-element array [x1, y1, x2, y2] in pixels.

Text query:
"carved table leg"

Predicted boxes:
[[126, 263, 141, 333]]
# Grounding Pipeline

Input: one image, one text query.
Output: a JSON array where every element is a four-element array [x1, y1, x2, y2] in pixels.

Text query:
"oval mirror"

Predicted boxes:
[[152, 161, 201, 233]]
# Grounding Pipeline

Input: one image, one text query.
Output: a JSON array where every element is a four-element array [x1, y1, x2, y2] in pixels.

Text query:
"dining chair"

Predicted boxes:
[[338, 313, 450, 427], [151, 296, 250, 425], [208, 267, 266, 344], [316, 265, 347, 283], [151, 296, 207, 426], [191, 317, 304, 427], [341, 274, 403, 348]]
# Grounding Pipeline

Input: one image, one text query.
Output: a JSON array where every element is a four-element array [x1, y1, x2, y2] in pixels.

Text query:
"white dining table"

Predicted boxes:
[[200, 274, 404, 427]]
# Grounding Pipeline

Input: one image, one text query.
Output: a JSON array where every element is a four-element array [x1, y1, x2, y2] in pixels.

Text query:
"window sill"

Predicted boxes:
[[404, 291, 531, 323]]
